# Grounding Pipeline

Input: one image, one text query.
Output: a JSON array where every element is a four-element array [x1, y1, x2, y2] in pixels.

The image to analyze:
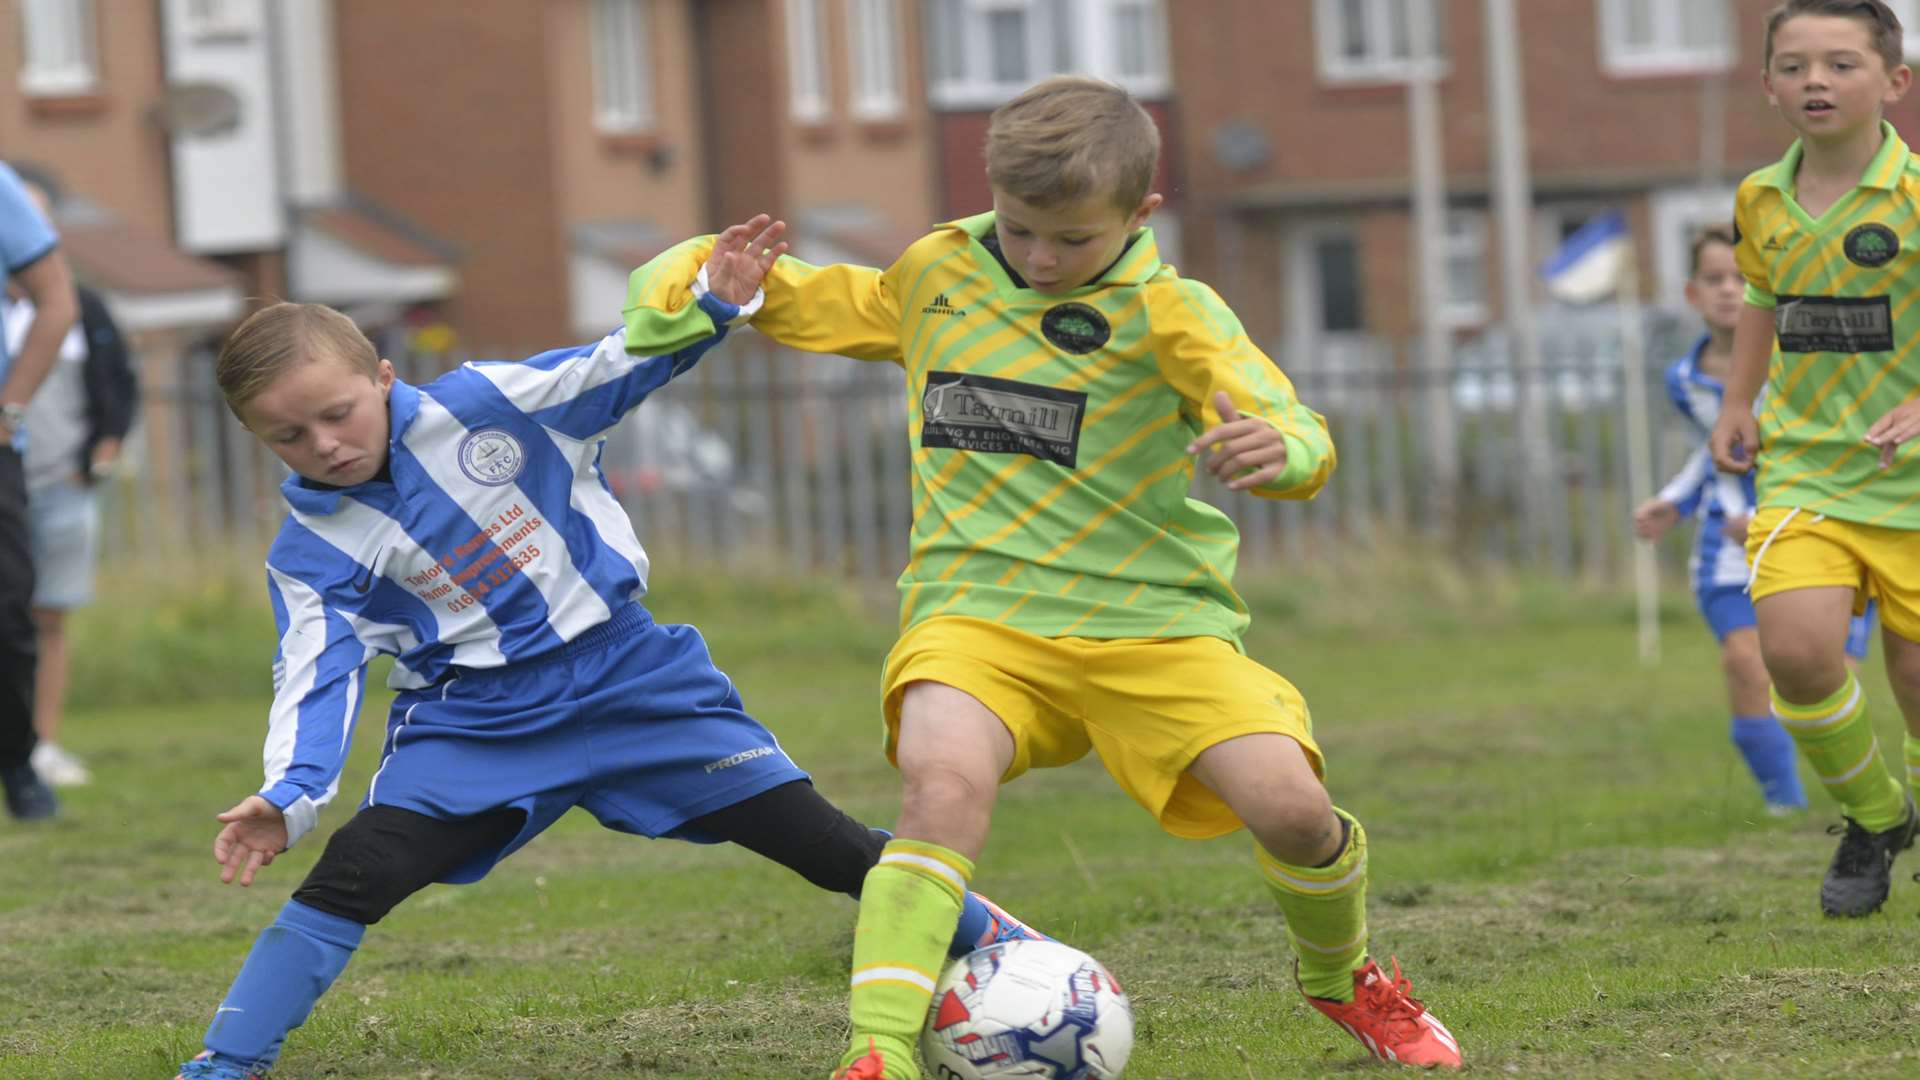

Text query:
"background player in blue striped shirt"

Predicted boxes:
[[175, 225, 1041, 1080], [1634, 226, 1874, 814]]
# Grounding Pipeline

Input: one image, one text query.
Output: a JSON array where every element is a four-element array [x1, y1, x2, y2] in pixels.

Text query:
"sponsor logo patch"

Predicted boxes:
[[1843, 222, 1899, 268], [1773, 295, 1894, 353], [1040, 302, 1111, 354], [920, 371, 1087, 466], [458, 428, 525, 486]]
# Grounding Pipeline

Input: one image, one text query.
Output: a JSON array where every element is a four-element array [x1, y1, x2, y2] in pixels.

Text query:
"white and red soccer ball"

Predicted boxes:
[[921, 939, 1133, 1079]]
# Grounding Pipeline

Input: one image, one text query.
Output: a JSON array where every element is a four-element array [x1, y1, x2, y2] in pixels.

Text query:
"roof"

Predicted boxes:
[[572, 220, 673, 268], [55, 219, 241, 296], [303, 206, 453, 267]]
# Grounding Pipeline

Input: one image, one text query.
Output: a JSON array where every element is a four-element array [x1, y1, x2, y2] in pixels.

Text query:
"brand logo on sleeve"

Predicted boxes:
[[920, 371, 1087, 466], [457, 428, 525, 486], [1843, 222, 1899, 268], [921, 293, 967, 317]]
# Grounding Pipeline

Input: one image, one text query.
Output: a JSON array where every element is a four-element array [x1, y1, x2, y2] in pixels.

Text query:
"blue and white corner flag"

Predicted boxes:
[[1540, 209, 1631, 304]]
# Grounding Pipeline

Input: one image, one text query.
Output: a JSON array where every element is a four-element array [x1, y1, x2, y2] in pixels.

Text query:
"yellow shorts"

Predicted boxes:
[[1746, 505, 1920, 641], [879, 616, 1322, 840]]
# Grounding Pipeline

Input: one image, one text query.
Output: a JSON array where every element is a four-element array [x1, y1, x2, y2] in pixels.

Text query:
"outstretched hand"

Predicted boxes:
[[213, 795, 287, 887], [705, 214, 789, 306], [1864, 399, 1920, 470], [1188, 391, 1288, 491], [1631, 498, 1679, 541]]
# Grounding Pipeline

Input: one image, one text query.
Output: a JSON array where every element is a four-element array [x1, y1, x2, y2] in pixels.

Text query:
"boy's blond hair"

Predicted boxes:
[[985, 75, 1160, 212], [1764, 0, 1905, 73], [216, 302, 380, 417]]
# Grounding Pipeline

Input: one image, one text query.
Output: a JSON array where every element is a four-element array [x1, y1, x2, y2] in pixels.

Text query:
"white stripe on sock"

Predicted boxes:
[[850, 966, 935, 993]]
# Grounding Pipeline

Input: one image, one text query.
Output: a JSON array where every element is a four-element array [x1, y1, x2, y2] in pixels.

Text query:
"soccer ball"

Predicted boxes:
[[921, 939, 1133, 1079]]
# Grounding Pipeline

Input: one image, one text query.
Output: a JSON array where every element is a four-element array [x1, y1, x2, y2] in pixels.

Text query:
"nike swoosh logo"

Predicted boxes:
[[349, 549, 383, 594]]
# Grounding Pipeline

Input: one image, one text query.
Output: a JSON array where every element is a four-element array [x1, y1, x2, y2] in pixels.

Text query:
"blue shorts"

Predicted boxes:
[[1697, 585, 1875, 660], [365, 604, 807, 883], [1696, 585, 1757, 644]]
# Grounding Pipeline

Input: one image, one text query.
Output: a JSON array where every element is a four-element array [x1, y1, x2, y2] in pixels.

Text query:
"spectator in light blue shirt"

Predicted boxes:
[[0, 160, 77, 822]]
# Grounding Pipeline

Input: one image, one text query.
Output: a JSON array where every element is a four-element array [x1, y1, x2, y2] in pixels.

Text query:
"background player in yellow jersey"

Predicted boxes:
[[1709, 0, 1920, 917], [627, 77, 1461, 1075]]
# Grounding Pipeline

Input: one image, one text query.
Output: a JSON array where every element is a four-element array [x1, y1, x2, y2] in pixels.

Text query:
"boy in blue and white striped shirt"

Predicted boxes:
[[1635, 227, 1874, 815], [176, 220, 1041, 1080]]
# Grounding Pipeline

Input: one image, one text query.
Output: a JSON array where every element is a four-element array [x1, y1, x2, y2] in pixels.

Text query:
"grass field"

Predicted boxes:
[[4, 559, 1919, 1079]]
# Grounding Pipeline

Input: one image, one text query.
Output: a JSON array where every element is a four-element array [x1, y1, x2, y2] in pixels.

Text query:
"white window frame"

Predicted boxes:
[[589, 0, 656, 133], [1884, 0, 1920, 57], [787, 0, 830, 123], [183, 0, 261, 40], [19, 0, 99, 97], [849, 0, 904, 120], [1598, 0, 1732, 76], [1316, 0, 1448, 85], [1090, 0, 1170, 90], [925, 0, 1169, 109], [1649, 185, 1739, 306], [1441, 212, 1489, 327]]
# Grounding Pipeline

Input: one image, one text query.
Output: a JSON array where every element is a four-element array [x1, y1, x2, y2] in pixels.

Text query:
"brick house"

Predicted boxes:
[[1166, 0, 1920, 349]]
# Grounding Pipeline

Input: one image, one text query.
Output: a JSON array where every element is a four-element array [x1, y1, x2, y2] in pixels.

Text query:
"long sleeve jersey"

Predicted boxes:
[[1657, 337, 1755, 592], [624, 213, 1333, 646], [258, 292, 743, 846]]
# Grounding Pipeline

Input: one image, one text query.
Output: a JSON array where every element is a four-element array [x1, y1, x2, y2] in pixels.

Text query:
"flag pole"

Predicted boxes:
[[1617, 255, 1661, 667]]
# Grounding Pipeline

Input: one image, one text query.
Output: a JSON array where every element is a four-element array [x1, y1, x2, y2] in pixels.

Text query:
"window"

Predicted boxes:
[[787, 0, 830, 122], [924, 0, 1168, 108], [1442, 213, 1488, 326], [1649, 186, 1738, 303], [1315, 231, 1366, 334], [1316, 0, 1446, 84], [850, 0, 904, 120], [1599, 0, 1731, 75], [19, 0, 97, 96], [590, 0, 655, 132], [1109, 0, 1168, 83]]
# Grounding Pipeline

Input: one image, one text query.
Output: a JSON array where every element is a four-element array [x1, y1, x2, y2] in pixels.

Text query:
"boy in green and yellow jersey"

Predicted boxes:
[[1710, 0, 1920, 918], [625, 77, 1460, 1075]]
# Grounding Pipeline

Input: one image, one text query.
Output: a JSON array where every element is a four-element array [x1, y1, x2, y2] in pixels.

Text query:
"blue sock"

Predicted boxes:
[[876, 826, 987, 957], [202, 900, 365, 1071], [951, 893, 991, 956], [1731, 714, 1806, 808]]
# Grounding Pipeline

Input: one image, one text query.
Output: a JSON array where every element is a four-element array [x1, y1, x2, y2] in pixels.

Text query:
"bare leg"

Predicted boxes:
[[31, 607, 66, 745]]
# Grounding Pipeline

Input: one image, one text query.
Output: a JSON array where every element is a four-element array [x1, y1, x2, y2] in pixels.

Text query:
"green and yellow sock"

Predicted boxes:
[[842, 839, 972, 1078], [1772, 675, 1906, 831], [1257, 807, 1368, 1002], [1905, 733, 1920, 800]]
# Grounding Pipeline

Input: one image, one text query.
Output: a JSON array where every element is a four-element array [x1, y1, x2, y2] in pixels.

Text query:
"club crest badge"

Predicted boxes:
[[1040, 302, 1111, 354], [1844, 223, 1899, 268], [458, 428, 525, 486]]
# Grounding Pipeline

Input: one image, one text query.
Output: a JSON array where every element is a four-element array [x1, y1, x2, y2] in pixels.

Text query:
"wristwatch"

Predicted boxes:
[[0, 403, 25, 435]]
